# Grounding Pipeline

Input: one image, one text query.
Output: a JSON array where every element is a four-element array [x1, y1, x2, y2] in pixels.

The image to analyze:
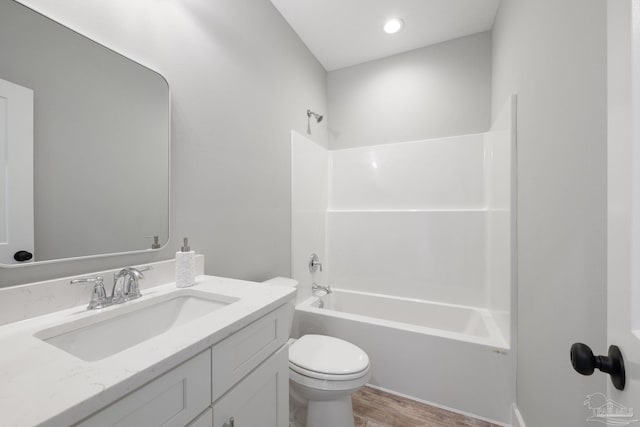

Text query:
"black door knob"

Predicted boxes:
[[570, 343, 625, 390], [13, 251, 33, 262]]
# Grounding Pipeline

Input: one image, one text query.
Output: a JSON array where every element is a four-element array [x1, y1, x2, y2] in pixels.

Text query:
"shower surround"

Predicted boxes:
[[291, 96, 516, 424]]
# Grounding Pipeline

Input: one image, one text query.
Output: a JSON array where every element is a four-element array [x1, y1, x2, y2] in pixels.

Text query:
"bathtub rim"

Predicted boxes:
[[296, 289, 510, 350]]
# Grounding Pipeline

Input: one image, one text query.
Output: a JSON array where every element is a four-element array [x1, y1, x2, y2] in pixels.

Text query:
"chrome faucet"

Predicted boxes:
[[312, 282, 332, 296], [70, 266, 152, 310], [112, 266, 152, 304], [71, 276, 109, 310]]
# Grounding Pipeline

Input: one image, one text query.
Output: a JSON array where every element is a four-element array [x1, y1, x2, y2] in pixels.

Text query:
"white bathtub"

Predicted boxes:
[[293, 289, 514, 425]]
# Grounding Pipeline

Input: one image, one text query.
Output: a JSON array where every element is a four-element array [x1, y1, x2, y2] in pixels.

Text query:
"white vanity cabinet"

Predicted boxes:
[[212, 345, 289, 427], [77, 304, 292, 427]]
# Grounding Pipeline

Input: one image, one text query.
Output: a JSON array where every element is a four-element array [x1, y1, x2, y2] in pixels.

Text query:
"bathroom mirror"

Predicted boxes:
[[0, 0, 170, 266]]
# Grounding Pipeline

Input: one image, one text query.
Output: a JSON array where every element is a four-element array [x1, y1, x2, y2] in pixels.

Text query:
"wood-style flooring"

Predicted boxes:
[[352, 386, 501, 427]]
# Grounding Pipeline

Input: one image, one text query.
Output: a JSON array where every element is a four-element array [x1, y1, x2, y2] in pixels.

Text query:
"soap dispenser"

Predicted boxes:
[[175, 237, 195, 288]]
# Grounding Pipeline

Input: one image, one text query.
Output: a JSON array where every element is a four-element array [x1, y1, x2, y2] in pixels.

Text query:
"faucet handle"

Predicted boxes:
[[126, 266, 152, 300], [70, 276, 103, 285], [126, 265, 153, 278], [71, 276, 110, 310], [309, 253, 323, 273], [112, 266, 153, 304]]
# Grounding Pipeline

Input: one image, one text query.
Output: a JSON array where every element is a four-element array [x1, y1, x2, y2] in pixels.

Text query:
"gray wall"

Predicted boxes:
[[0, 0, 170, 262], [492, 0, 607, 426], [327, 32, 492, 149], [0, 0, 327, 286]]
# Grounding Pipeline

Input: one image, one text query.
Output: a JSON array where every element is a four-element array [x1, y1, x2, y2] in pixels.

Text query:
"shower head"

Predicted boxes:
[[307, 109, 323, 123], [306, 109, 324, 135]]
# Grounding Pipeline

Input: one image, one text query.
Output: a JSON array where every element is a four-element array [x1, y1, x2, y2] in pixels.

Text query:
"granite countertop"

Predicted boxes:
[[0, 275, 295, 427]]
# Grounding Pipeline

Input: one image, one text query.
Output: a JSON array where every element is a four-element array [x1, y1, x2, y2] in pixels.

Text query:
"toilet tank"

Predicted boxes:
[[262, 277, 298, 336], [262, 277, 299, 290], [262, 277, 298, 305]]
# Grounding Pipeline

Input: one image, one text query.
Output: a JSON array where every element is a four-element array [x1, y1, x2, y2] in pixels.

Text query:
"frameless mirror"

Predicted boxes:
[[0, 0, 170, 266]]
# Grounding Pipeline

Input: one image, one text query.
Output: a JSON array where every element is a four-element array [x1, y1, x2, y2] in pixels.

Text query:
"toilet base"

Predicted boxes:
[[307, 395, 355, 427], [289, 380, 358, 427], [289, 386, 307, 427]]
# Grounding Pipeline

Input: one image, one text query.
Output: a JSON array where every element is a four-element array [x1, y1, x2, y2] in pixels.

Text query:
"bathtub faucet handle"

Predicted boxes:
[[309, 253, 323, 273]]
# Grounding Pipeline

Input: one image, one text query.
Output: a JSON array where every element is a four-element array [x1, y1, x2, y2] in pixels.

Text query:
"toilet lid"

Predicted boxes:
[[289, 335, 370, 376]]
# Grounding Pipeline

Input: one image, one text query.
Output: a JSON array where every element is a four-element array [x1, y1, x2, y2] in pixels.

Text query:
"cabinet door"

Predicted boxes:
[[78, 350, 211, 427], [213, 345, 289, 427], [211, 304, 292, 401], [188, 408, 213, 427]]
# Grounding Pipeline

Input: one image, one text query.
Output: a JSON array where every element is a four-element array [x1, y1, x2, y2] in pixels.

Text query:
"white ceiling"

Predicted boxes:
[[270, 0, 501, 71]]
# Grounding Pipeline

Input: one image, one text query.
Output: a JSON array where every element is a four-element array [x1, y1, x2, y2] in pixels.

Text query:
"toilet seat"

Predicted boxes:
[[289, 335, 370, 381], [289, 360, 369, 381], [289, 364, 371, 393]]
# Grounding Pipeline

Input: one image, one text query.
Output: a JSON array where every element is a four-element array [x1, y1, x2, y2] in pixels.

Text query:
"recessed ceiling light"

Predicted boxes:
[[384, 18, 404, 34]]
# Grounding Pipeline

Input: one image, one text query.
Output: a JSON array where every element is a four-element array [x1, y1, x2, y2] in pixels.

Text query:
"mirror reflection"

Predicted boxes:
[[0, 0, 170, 266]]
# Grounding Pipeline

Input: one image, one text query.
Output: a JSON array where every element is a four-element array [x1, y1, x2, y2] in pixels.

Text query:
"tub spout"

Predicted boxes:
[[312, 282, 332, 296]]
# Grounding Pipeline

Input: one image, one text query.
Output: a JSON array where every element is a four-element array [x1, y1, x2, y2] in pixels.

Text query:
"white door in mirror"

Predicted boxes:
[[0, 78, 33, 265]]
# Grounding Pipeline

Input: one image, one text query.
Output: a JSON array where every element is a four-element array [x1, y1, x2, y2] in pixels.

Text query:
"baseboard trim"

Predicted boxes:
[[364, 383, 509, 427], [511, 404, 526, 427]]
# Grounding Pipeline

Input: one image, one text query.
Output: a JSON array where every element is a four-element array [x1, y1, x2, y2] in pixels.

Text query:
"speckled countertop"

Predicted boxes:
[[0, 275, 295, 427]]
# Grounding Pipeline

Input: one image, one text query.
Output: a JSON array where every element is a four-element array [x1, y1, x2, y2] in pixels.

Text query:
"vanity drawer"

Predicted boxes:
[[211, 303, 292, 401], [77, 350, 211, 427]]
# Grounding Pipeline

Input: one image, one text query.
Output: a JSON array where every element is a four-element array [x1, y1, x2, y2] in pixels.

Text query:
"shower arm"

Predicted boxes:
[[307, 109, 323, 122]]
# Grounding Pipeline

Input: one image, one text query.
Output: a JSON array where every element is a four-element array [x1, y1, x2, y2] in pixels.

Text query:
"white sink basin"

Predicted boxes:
[[35, 290, 237, 361]]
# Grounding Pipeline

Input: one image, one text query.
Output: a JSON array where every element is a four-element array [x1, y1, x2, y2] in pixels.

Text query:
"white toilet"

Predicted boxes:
[[289, 334, 371, 427], [262, 278, 371, 427]]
